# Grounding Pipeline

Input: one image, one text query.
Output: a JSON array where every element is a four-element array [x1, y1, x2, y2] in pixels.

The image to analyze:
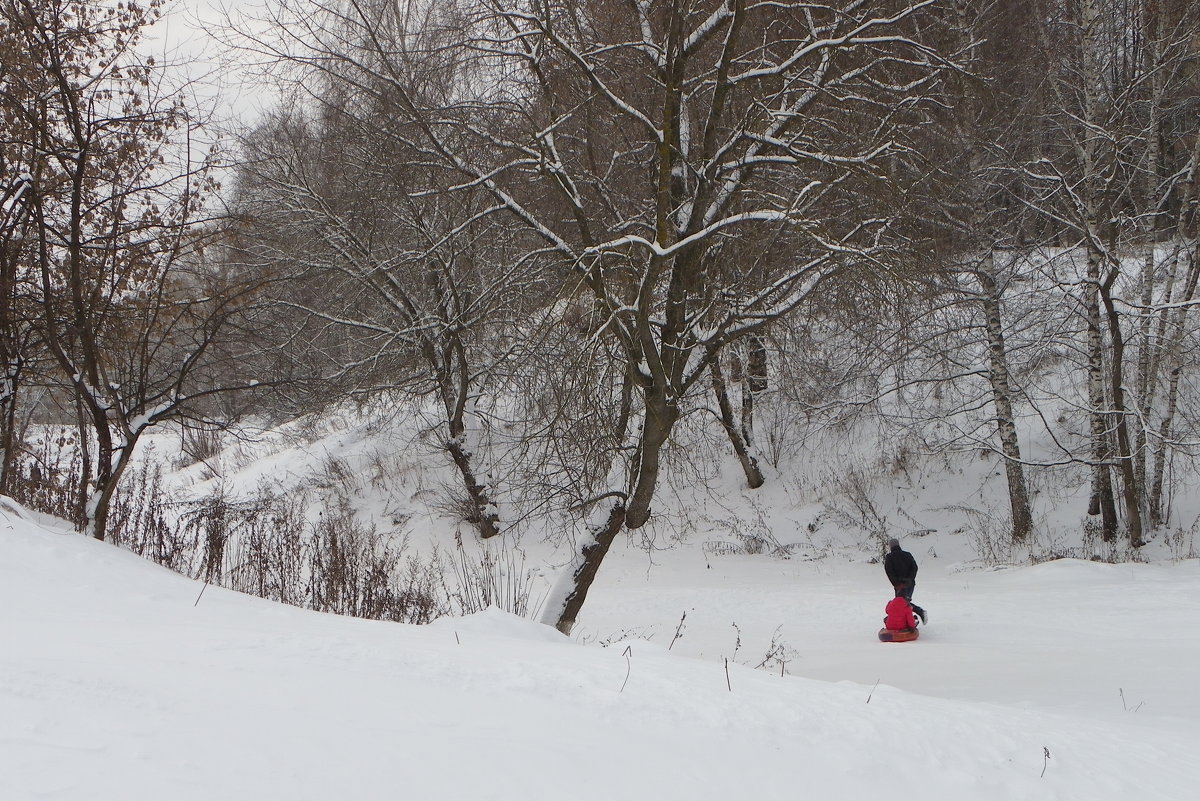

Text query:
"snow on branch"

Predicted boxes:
[[581, 210, 796, 261]]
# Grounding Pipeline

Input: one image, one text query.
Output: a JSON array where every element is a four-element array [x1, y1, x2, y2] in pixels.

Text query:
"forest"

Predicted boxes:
[[2, 0, 1199, 631]]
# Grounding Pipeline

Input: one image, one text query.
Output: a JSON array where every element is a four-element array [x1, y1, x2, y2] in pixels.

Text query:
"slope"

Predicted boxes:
[[2, 501, 1198, 801]]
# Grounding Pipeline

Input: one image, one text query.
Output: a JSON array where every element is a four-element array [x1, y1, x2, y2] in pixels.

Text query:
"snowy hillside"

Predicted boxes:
[[3, 499, 1198, 800]]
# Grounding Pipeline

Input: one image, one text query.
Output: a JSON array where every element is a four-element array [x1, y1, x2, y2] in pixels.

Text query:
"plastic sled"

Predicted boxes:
[[878, 627, 919, 642]]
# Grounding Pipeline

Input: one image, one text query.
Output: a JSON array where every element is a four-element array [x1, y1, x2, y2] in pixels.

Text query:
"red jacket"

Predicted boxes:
[[884, 596, 917, 631]]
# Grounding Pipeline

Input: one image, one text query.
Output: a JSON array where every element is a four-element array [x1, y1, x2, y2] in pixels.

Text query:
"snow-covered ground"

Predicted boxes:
[[3, 499, 1198, 801]]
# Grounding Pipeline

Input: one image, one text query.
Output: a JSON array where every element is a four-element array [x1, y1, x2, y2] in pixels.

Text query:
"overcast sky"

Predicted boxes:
[[154, 0, 276, 128]]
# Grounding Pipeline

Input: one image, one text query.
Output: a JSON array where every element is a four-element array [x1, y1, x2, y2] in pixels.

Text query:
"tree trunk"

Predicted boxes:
[[542, 365, 646, 633], [82, 404, 117, 541], [548, 503, 627, 635], [976, 254, 1033, 542], [0, 253, 22, 496], [740, 336, 766, 474], [624, 388, 679, 529], [740, 372, 757, 468], [1133, 242, 1157, 496], [445, 436, 501, 539], [1149, 246, 1200, 522], [1150, 121, 1200, 524], [546, 374, 684, 634], [0, 154, 31, 496], [1133, 13, 1166, 506], [710, 356, 765, 489], [1100, 274, 1147, 546], [1141, 247, 1180, 452], [1149, 363, 1181, 525], [437, 333, 501, 539], [0, 359, 19, 494], [1085, 248, 1119, 541], [73, 399, 93, 530]]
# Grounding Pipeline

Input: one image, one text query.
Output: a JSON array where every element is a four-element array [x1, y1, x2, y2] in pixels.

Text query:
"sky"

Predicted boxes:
[[152, 0, 274, 126]]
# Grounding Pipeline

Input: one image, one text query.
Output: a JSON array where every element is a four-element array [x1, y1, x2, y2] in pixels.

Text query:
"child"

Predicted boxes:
[[883, 589, 918, 632]]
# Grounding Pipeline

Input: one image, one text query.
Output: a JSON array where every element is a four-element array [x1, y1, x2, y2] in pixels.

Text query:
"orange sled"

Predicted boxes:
[[878, 627, 919, 642]]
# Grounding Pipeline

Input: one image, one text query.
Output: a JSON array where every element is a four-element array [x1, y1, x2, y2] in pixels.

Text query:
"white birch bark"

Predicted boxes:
[[976, 253, 1034, 542]]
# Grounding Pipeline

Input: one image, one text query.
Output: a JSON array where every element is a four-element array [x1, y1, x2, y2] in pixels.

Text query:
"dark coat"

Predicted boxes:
[[884, 546, 918, 586]]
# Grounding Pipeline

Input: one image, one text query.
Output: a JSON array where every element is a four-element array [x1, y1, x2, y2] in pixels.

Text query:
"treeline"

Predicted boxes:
[[2, 1, 1199, 630]]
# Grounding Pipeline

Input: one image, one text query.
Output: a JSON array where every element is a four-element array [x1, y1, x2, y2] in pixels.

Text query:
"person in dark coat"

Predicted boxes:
[[884, 537, 927, 625]]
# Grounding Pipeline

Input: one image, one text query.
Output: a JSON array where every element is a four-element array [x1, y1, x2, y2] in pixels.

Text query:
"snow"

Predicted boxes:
[[3, 500, 1198, 800]]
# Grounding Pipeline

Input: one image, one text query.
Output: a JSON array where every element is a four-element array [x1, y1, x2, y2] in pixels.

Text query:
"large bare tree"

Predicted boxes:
[[483, 0, 949, 632], [3, 0, 251, 539], [241, 0, 949, 631]]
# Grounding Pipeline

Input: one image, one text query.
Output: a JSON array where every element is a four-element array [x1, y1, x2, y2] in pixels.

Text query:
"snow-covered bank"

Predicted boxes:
[[2, 504, 1198, 800], [576, 537, 1200, 728]]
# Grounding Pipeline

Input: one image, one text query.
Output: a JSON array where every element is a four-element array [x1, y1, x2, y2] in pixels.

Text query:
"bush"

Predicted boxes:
[[7, 429, 82, 524], [445, 535, 545, 619], [101, 477, 454, 624]]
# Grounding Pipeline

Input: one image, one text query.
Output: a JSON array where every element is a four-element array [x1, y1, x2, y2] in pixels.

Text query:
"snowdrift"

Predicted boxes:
[[3, 502, 1199, 800]]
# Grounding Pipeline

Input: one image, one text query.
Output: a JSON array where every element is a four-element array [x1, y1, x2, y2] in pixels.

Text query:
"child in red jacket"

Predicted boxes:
[[883, 591, 918, 632]]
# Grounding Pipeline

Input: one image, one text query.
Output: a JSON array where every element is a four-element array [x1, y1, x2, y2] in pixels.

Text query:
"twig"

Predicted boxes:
[[1120, 688, 1145, 713], [753, 627, 789, 673], [668, 610, 687, 650], [620, 646, 632, 693], [725, 658, 732, 692], [1041, 747, 1051, 778], [866, 678, 880, 704], [193, 578, 210, 607]]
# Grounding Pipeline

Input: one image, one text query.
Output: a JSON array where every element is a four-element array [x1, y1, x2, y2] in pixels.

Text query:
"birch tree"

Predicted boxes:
[[1021, 0, 1200, 544], [926, 0, 1047, 543], [1128, 3, 1200, 527]]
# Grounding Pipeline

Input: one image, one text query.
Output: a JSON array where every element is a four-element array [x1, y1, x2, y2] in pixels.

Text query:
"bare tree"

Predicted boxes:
[[232, 97, 551, 539], [240, 0, 949, 630], [4, 0, 250, 539], [925, 0, 1045, 543], [0, 158, 37, 494], [0, 9, 43, 493], [1017, 0, 1200, 544], [466, 1, 949, 631], [1129, 4, 1200, 527], [972, 254, 1035, 540]]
